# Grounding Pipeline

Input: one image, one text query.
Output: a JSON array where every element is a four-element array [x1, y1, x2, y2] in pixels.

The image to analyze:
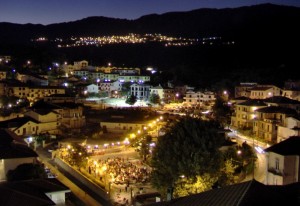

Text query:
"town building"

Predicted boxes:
[[16, 72, 48, 86], [183, 91, 216, 107], [130, 83, 151, 100], [1, 80, 66, 103], [150, 84, 176, 104], [231, 99, 267, 129], [24, 109, 61, 135], [0, 117, 41, 136], [265, 136, 300, 185], [75, 83, 99, 96], [234, 82, 258, 98], [249, 85, 281, 99], [30, 101, 86, 130], [253, 106, 297, 143]]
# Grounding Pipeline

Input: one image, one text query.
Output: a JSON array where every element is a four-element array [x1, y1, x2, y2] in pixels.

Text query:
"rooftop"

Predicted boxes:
[[264, 96, 300, 104], [0, 178, 70, 206], [148, 180, 300, 206], [256, 106, 297, 114], [264, 136, 300, 156], [238, 99, 267, 106], [0, 129, 38, 159]]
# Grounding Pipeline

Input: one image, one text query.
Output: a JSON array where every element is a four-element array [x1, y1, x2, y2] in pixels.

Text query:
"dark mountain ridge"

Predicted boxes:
[[1, 3, 300, 42], [0, 3, 299, 89]]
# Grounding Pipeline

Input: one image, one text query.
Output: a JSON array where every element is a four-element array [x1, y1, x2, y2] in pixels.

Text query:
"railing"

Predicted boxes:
[[268, 167, 284, 176]]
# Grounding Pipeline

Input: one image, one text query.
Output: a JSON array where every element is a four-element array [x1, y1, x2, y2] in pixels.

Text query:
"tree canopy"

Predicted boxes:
[[212, 96, 231, 127], [151, 117, 225, 195], [6, 163, 47, 182], [125, 94, 137, 105], [149, 93, 160, 105]]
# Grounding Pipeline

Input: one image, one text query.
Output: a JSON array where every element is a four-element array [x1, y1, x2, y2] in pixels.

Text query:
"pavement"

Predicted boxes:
[[38, 144, 159, 206], [110, 182, 158, 206]]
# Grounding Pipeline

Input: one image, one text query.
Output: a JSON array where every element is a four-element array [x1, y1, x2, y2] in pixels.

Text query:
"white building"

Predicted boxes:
[[183, 91, 216, 106], [98, 81, 121, 92], [265, 136, 300, 185], [150, 84, 176, 104], [130, 83, 151, 100]]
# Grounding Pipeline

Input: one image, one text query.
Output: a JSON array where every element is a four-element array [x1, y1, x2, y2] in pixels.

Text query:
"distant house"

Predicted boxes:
[[249, 85, 281, 99], [0, 117, 41, 136], [147, 179, 300, 206], [44, 94, 77, 103], [234, 82, 258, 98], [73, 69, 89, 79], [150, 84, 176, 104], [24, 109, 61, 135], [118, 75, 150, 83], [183, 91, 216, 108], [265, 136, 300, 185], [30, 101, 86, 129], [5, 82, 66, 103], [75, 83, 99, 95], [0, 178, 71, 205], [98, 81, 122, 95], [100, 118, 150, 134], [16, 72, 48, 86], [0, 129, 38, 181], [283, 80, 300, 101]]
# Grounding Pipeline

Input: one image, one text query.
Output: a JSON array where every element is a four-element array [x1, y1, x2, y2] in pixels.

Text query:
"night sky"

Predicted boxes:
[[1, 0, 300, 25]]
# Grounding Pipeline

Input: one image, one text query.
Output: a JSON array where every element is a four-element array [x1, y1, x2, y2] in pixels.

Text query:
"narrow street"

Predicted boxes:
[[229, 130, 267, 184], [36, 147, 109, 206]]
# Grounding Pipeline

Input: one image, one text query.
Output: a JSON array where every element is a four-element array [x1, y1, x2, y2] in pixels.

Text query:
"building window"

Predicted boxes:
[[275, 158, 279, 170]]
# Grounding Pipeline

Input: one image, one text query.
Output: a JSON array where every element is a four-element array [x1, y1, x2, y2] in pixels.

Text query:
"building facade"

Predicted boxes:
[[265, 136, 300, 185]]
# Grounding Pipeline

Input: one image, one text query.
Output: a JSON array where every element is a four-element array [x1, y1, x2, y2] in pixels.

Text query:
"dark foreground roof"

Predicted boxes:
[[0, 178, 70, 206], [264, 136, 300, 156], [147, 180, 300, 206], [0, 129, 37, 159]]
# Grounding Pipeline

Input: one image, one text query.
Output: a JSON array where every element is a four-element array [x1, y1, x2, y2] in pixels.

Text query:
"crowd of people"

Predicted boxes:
[[88, 157, 152, 187]]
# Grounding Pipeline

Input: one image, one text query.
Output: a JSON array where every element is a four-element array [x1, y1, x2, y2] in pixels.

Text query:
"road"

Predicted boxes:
[[228, 130, 267, 184]]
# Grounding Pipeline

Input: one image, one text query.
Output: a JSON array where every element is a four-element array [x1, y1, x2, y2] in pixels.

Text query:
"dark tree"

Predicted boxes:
[[139, 135, 152, 161], [212, 96, 231, 127], [239, 141, 257, 174], [151, 117, 225, 193], [149, 93, 161, 105], [67, 143, 88, 167], [6, 163, 47, 182], [125, 94, 137, 105]]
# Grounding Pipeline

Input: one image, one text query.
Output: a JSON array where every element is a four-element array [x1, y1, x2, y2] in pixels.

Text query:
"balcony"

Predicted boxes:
[[268, 167, 284, 176]]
